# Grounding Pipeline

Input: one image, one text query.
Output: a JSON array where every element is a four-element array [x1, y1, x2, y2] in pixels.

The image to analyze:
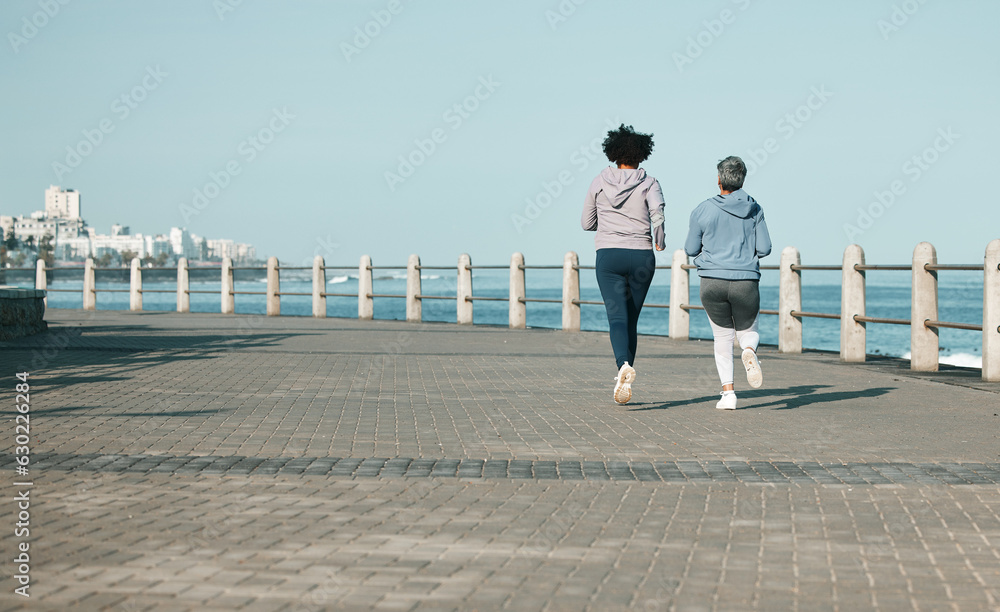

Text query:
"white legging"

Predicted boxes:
[[708, 316, 759, 386]]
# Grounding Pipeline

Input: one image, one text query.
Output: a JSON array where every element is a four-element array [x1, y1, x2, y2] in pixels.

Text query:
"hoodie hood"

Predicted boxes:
[[598, 166, 647, 209], [710, 188, 758, 218]]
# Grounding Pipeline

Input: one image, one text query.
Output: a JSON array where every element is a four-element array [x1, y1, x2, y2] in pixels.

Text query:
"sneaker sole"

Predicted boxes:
[[614, 366, 636, 404], [614, 384, 631, 404], [742, 350, 762, 389]]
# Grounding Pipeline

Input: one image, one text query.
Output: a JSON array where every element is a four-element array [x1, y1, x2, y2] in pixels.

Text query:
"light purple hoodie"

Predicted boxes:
[[581, 167, 665, 250]]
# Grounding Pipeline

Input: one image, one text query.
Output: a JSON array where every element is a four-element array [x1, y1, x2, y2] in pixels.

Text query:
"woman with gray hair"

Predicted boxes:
[[684, 156, 771, 410]]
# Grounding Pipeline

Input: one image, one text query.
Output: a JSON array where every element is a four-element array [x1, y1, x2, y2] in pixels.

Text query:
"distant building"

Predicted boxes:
[[45, 185, 80, 219], [206, 238, 236, 260], [0, 216, 14, 240], [235, 243, 256, 262], [91, 231, 145, 259], [169, 227, 199, 259], [146, 235, 173, 259], [3, 186, 259, 264]]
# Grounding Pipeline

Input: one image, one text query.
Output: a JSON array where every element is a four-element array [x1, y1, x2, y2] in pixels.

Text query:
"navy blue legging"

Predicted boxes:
[[595, 248, 656, 369]]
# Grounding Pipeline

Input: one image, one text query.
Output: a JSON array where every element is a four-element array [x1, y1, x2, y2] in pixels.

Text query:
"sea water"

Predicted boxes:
[[28, 267, 984, 368]]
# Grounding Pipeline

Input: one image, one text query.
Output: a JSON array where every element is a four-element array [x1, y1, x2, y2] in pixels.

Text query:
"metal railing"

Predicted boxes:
[[17, 239, 1000, 381]]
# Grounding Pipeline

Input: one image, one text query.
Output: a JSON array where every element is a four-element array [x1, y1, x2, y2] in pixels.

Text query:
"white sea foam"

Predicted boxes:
[[940, 353, 983, 368], [328, 275, 350, 284], [901, 351, 982, 369]]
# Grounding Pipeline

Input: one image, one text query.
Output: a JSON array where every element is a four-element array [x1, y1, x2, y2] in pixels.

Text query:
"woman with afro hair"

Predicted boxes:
[[581, 124, 666, 404]]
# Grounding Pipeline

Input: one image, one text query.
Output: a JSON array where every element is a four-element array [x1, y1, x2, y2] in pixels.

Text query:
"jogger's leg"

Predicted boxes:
[[595, 250, 631, 369], [708, 318, 736, 387], [736, 316, 760, 351], [624, 251, 656, 365]]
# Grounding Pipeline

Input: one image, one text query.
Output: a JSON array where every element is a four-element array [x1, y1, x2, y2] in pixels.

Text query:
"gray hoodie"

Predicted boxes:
[[581, 167, 666, 251], [684, 189, 772, 280]]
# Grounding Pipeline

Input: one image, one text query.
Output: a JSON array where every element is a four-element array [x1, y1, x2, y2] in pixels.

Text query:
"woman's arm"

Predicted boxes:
[[755, 209, 772, 258], [684, 207, 703, 257], [647, 180, 666, 251], [581, 184, 598, 231]]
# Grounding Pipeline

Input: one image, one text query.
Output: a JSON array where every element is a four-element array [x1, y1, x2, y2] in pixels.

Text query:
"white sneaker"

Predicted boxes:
[[716, 391, 737, 410], [742, 348, 763, 389], [613, 362, 636, 404]]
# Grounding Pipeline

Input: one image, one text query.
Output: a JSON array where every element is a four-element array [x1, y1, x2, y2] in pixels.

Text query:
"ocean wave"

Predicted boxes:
[[901, 351, 983, 369], [328, 275, 352, 284]]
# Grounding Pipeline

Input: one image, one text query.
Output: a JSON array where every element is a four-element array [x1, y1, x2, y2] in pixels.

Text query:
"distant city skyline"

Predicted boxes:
[[2, 1, 998, 266], [1, 185, 256, 264]]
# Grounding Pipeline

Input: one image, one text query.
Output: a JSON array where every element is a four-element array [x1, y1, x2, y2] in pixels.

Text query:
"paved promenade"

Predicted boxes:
[[1, 309, 999, 611]]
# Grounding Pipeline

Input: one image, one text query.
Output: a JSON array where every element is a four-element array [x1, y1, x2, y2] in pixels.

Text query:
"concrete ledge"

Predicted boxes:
[[0, 285, 47, 340]]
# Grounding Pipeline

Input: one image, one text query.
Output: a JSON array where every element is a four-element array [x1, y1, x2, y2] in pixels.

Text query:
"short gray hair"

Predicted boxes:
[[717, 156, 747, 191]]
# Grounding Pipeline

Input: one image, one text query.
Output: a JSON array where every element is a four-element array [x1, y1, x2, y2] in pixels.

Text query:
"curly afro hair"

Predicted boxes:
[[602, 124, 654, 167]]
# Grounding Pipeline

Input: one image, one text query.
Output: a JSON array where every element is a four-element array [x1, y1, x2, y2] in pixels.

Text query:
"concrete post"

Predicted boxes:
[[778, 246, 802, 353], [668, 249, 689, 340], [983, 239, 1000, 382], [221, 257, 235, 314], [562, 251, 580, 331], [406, 254, 421, 323], [35, 259, 47, 307], [266, 256, 280, 316], [911, 242, 939, 371], [457, 253, 473, 324], [509, 252, 526, 329], [177, 257, 190, 313], [83, 257, 96, 311], [129, 258, 142, 311], [312, 255, 326, 318], [840, 244, 866, 362], [358, 255, 373, 320]]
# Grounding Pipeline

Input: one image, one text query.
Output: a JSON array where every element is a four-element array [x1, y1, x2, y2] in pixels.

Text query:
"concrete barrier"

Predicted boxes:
[[840, 244, 866, 362], [358, 255, 373, 320], [177, 257, 190, 313], [509, 253, 526, 329], [457, 254, 472, 324], [35, 260, 47, 307], [312, 256, 326, 318], [778, 246, 802, 353], [668, 249, 689, 340], [36, 239, 1000, 380], [221, 257, 235, 314], [130, 258, 142, 312], [985, 240, 1000, 382], [911, 242, 938, 372], [562, 251, 580, 332], [0, 286, 47, 340], [406, 254, 421, 323], [83, 258, 96, 311]]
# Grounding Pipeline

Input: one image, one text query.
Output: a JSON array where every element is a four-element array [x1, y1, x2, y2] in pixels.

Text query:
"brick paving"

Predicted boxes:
[[0, 309, 998, 611]]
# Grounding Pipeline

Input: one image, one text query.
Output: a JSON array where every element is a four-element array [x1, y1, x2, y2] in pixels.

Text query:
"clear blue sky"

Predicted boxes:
[[2, 0, 997, 267]]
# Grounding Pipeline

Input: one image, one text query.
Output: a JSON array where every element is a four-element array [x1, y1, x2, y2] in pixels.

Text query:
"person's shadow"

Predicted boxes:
[[630, 384, 896, 411]]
